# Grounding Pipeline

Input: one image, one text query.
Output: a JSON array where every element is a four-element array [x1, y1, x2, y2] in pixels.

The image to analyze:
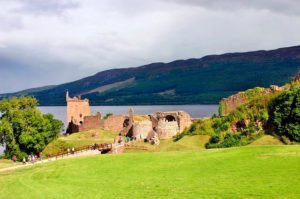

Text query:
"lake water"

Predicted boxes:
[[0, 105, 218, 154], [39, 105, 218, 128]]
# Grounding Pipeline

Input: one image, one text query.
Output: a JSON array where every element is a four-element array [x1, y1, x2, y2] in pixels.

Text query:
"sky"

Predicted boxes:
[[0, 0, 300, 93]]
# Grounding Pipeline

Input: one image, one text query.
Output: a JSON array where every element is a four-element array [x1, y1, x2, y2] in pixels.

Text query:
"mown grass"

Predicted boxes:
[[0, 145, 300, 198], [0, 159, 21, 170]]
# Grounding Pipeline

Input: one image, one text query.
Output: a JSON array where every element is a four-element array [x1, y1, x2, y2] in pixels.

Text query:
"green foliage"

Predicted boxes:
[[243, 87, 265, 98], [0, 97, 63, 160], [103, 112, 113, 119], [269, 88, 300, 142], [218, 101, 226, 116], [181, 85, 282, 148], [174, 119, 215, 141]]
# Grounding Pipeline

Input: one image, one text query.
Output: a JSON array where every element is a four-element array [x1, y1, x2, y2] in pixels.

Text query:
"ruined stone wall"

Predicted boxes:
[[103, 115, 126, 133], [79, 114, 103, 132], [132, 120, 153, 140], [219, 93, 248, 117], [219, 86, 283, 116], [176, 111, 192, 132], [67, 98, 91, 125], [156, 120, 178, 139]]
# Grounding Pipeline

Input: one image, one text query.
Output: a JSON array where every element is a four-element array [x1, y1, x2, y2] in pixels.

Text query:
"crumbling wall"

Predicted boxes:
[[132, 120, 153, 140], [177, 111, 192, 132], [155, 120, 178, 139], [66, 93, 91, 125], [79, 113, 103, 132], [103, 115, 127, 133], [219, 86, 283, 116]]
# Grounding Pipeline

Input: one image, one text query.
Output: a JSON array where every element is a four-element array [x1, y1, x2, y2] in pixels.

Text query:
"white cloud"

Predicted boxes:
[[0, 0, 300, 93]]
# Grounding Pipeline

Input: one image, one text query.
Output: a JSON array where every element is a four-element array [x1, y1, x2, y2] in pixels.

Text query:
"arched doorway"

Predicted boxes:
[[165, 115, 176, 122]]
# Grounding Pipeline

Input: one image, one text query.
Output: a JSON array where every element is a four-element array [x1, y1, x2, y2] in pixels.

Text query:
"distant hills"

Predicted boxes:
[[1, 45, 300, 105]]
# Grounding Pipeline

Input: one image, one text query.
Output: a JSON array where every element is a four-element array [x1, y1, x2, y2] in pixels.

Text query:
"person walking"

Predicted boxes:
[[71, 147, 75, 155], [12, 155, 17, 163], [39, 152, 43, 161], [22, 157, 26, 165]]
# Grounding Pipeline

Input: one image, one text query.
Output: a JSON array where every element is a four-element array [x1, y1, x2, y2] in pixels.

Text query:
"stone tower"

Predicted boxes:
[[66, 91, 91, 125]]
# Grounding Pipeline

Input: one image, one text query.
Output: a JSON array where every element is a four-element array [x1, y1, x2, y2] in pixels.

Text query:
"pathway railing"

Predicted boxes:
[[44, 143, 113, 160]]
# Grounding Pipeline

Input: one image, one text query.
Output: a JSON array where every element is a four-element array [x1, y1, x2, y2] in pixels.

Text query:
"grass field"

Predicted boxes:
[[1, 145, 300, 198], [0, 159, 21, 170]]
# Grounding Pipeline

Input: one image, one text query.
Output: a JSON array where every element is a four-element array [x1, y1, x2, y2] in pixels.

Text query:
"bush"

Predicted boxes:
[[209, 135, 220, 144], [222, 134, 241, 148], [269, 88, 300, 142]]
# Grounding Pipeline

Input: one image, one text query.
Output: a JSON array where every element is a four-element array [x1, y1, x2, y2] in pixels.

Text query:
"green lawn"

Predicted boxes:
[[0, 159, 21, 170], [1, 145, 300, 198]]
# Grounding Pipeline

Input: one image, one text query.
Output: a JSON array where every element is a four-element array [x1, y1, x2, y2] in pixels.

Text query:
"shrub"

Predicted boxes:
[[209, 135, 220, 144], [269, 88, 300, 142], [222, 134, 241, 148]]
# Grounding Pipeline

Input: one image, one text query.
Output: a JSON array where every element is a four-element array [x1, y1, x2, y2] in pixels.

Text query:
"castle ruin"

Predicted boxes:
[[66, 92, 192, 141]]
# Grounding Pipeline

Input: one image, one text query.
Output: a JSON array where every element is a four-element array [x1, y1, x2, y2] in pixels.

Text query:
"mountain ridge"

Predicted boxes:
[[1, 45, 300, 105]]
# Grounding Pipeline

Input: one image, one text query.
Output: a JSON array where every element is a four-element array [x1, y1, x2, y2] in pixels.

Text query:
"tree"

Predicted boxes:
[[0, 96, 63, 159], [269, 89, 300, 142]]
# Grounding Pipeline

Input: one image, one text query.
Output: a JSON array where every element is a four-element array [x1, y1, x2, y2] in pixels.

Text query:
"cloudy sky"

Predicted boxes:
[[0, 0, 300, 93]]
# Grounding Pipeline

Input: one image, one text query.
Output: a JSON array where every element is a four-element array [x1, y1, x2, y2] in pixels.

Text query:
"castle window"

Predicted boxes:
[[165, 115, 176, 122]]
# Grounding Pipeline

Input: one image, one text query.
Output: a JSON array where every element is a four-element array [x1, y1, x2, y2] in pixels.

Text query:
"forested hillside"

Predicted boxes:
[[1, 45, 300, 105]]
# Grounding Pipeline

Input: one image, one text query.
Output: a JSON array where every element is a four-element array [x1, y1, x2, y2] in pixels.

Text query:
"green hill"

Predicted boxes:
[[1, 45, 300, 105], [178, 76, 300, 148], [42, 129, 118, 157], [1, 146, 300, 198]]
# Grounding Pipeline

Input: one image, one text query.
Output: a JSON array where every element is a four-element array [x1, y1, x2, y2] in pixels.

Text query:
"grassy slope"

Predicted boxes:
[[42, 129, 118, 156], [250, 135, 284, 145], [60, 129, 117, 146], [0, 146, 300, 198], [125, 135, 210, 153]]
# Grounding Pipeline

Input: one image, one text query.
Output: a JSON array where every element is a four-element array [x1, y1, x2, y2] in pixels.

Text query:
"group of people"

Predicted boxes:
[[11, 153, 43, 165], [67, 147, 75, 155]]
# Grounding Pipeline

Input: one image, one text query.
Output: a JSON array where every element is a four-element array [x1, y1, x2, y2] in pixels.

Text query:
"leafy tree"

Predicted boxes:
[[0, 96, 63, 159], [269, 89, 300, 142]]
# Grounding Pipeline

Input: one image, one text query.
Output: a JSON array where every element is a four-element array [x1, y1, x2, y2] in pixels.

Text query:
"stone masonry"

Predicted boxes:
[[66, 92, 192, 141]]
